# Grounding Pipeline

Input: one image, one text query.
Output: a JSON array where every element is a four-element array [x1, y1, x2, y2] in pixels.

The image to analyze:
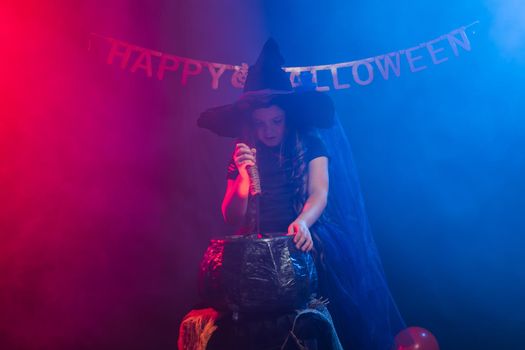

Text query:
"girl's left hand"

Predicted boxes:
[[287, 219, 313, 252]]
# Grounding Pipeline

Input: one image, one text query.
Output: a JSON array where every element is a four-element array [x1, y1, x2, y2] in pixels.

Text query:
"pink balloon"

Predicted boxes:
[[392, 327, 440, 350]]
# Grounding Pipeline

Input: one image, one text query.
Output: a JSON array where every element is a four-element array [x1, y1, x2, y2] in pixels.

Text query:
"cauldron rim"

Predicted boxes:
[[209, 232, 290, 243]]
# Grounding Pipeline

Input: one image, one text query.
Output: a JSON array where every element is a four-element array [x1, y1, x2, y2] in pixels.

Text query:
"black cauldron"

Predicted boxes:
[[199, 233, 318, 313]]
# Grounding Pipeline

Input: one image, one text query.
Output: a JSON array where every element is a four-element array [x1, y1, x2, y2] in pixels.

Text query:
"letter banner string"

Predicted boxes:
[[88, 21, 479, 91]]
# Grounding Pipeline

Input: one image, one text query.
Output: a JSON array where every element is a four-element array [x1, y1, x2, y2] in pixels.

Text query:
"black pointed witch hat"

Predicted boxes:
[[198, 39, 335, 137]]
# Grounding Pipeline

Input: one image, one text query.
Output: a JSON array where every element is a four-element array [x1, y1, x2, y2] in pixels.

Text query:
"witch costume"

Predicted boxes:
[[179, 39, 405, 350]]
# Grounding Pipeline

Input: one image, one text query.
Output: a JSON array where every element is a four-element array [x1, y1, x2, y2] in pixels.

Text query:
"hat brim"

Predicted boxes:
[[198, 90, 335, 138]]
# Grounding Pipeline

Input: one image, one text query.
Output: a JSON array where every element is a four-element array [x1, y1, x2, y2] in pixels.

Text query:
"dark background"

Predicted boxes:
[[1, 1, 524, 349]]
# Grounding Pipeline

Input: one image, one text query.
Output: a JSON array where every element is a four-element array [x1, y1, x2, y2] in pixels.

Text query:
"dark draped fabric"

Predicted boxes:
[[312, 116, 406, 349]]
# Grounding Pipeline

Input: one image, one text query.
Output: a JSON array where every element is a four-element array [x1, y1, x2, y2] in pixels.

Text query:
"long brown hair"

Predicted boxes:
[[238, 109, 309, 234]]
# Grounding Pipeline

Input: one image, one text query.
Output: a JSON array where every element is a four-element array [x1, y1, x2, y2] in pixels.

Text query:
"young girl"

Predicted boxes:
[[221, 102, 329, 253], [198, 39, 405, 349]]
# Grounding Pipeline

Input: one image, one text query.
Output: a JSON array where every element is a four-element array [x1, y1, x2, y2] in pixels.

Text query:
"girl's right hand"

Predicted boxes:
[[233, 143, 256, 179]]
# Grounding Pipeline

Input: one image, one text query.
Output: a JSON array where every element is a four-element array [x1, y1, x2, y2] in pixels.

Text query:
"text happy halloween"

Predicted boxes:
[[90, 23, 476, 91]]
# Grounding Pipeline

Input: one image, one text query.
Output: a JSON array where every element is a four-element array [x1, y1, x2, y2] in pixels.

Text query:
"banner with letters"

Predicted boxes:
[[89, 22, 478, 91]]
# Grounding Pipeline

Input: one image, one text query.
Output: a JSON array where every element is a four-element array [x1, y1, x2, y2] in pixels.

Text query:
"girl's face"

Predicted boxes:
[[252, 105, 286, 147]]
